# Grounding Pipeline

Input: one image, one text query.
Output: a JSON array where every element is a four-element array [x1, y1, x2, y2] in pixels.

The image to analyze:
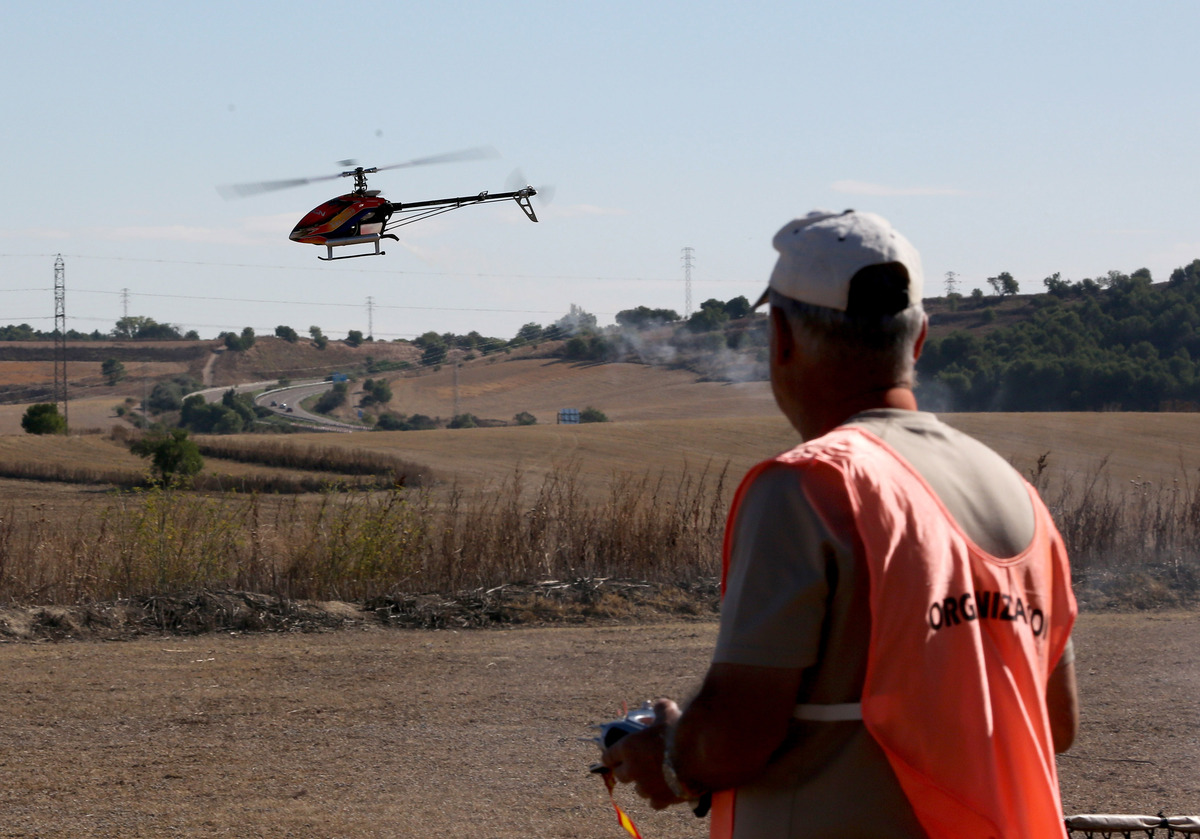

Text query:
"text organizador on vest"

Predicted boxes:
[[929, 590, 1046, 637]]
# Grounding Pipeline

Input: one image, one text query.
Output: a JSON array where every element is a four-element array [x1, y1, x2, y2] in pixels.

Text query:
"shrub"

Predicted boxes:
[[374, 413, 407, 431], [513, 411, 537, 426], [360, 378, 393, 406], [147, 382, 184, 414], [314, 382, 348, 414], [102, 358, 126, 385], [22, 403, 67, 435], [131, 429, 203, 484], [580, 406, 609, 423]]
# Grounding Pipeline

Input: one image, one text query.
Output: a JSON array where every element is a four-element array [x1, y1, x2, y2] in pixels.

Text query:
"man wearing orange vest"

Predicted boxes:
[[601, 210, 1079, 838]]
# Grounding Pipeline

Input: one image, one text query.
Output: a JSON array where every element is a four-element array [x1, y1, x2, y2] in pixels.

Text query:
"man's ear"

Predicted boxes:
[[770, 307, 795, 365]]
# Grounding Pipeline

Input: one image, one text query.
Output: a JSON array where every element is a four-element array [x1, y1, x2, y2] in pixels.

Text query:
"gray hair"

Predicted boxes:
[[769, 288, 925, 384]]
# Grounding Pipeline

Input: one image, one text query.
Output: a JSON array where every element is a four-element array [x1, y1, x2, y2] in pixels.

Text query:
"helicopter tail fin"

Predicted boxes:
[[514, 188, 539, 223]]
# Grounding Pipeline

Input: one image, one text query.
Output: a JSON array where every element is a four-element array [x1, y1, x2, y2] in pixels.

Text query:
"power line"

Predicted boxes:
[[1, 252, 757, 285], [61, 287, 592, 316]]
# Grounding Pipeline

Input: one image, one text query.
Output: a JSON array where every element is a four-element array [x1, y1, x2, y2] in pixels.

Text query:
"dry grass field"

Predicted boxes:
[[378, 357, 779, 424]]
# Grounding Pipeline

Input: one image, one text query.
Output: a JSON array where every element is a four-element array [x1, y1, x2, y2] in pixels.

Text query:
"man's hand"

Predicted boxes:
[[600, 698, 683, 810]]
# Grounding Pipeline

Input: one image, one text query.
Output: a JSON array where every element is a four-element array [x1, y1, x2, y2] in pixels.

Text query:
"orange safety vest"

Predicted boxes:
[[711, 427, 1076, 839]]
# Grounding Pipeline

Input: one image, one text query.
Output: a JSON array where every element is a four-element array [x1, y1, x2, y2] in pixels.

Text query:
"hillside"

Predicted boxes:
[[918, 266, 1200, 411]]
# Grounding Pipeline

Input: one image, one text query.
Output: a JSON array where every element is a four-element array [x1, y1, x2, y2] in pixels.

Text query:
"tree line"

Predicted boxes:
[[917, 259, 1200, 411]]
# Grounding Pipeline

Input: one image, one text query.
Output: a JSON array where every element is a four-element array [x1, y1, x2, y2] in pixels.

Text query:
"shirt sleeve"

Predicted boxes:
[[712, 463, 842, 671]]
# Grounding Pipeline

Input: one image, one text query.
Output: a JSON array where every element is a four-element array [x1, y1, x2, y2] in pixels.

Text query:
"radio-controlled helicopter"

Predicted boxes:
[[219, 147, 540, 261]]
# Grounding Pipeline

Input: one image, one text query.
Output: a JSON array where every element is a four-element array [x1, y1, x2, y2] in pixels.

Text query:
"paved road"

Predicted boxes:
[[189, 380, 366, 432], [259, 381, 364, 432]]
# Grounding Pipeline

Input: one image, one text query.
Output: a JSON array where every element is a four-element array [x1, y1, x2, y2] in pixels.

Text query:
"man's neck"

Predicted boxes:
[[802, 386, 918, 440]]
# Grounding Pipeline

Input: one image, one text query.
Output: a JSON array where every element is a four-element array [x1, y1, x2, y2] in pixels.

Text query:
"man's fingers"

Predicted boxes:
[[651, 697, 681, 726], [611, 761, 636, 785]]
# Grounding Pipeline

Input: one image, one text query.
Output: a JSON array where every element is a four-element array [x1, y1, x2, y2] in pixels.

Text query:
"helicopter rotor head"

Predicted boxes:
[[218, 146, 501, 200]]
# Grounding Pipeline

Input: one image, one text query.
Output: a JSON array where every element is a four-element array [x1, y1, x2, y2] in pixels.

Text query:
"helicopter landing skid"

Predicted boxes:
[[318, 233, 399, 261]]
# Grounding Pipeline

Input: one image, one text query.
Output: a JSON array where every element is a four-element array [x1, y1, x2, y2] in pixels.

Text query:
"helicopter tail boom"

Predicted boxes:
[[393, 188, 539, 222]]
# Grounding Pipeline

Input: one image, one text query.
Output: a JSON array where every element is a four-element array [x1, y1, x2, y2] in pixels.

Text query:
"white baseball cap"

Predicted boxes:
[[755, 209, 923, 312]]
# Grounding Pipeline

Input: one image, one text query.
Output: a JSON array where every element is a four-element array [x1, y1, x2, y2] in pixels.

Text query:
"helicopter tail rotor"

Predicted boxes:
[[506, 168, 556, 207]]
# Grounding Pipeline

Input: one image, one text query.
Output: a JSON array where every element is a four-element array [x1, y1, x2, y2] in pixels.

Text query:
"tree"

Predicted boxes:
[[1169, 259, 1200, 286], [513, 322, 544, 347], [360, 378, 393, 405], [1043, 273, 1071, 297], [687, 299, 730, 333], [309, 325, 328, 350], [225, 327, 256, 351], [275, 325, 299, 343], [374, 413, 407, 431], [616, 306, 681, 328], [564, 336, 590, 359], [346, 329, 364, 347], [131, 429, 203, 484], [101, 358, 127, 385], [513, 411, 537, 426], [22, 403, 67, 435], [554, 304, 598, 336], [112, 316, 183, 340], [580, 406, 609, 423], [180, 394, 252, 434], [418, 333, 447, 366], [406, 414, 437, 430], [146, 381, 186, 414], [725, 295, 752, 320], [987, 272, 1017, 297]]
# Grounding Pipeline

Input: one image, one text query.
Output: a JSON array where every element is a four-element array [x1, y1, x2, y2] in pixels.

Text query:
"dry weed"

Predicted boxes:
[[1, 452, 1197, 615]]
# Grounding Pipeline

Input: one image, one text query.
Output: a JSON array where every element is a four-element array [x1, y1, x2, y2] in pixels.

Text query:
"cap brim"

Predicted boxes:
[[753, 288, 770, 309]]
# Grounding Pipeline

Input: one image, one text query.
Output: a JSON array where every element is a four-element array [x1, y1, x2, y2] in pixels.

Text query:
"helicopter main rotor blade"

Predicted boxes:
[[217, 146, 500, 200], [373, 145, 500, 173], [217, 172, 345, 200]]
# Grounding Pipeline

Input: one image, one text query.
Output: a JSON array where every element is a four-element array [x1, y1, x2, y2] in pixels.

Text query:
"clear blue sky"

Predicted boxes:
[[2, 1, 1197, 342]]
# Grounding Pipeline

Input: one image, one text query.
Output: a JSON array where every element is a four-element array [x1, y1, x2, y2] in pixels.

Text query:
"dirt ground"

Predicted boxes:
[[1, 611, 1196, 838]]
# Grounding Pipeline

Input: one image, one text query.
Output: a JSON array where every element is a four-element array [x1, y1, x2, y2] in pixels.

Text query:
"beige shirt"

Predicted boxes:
[[712, 410, 1061, 838]]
